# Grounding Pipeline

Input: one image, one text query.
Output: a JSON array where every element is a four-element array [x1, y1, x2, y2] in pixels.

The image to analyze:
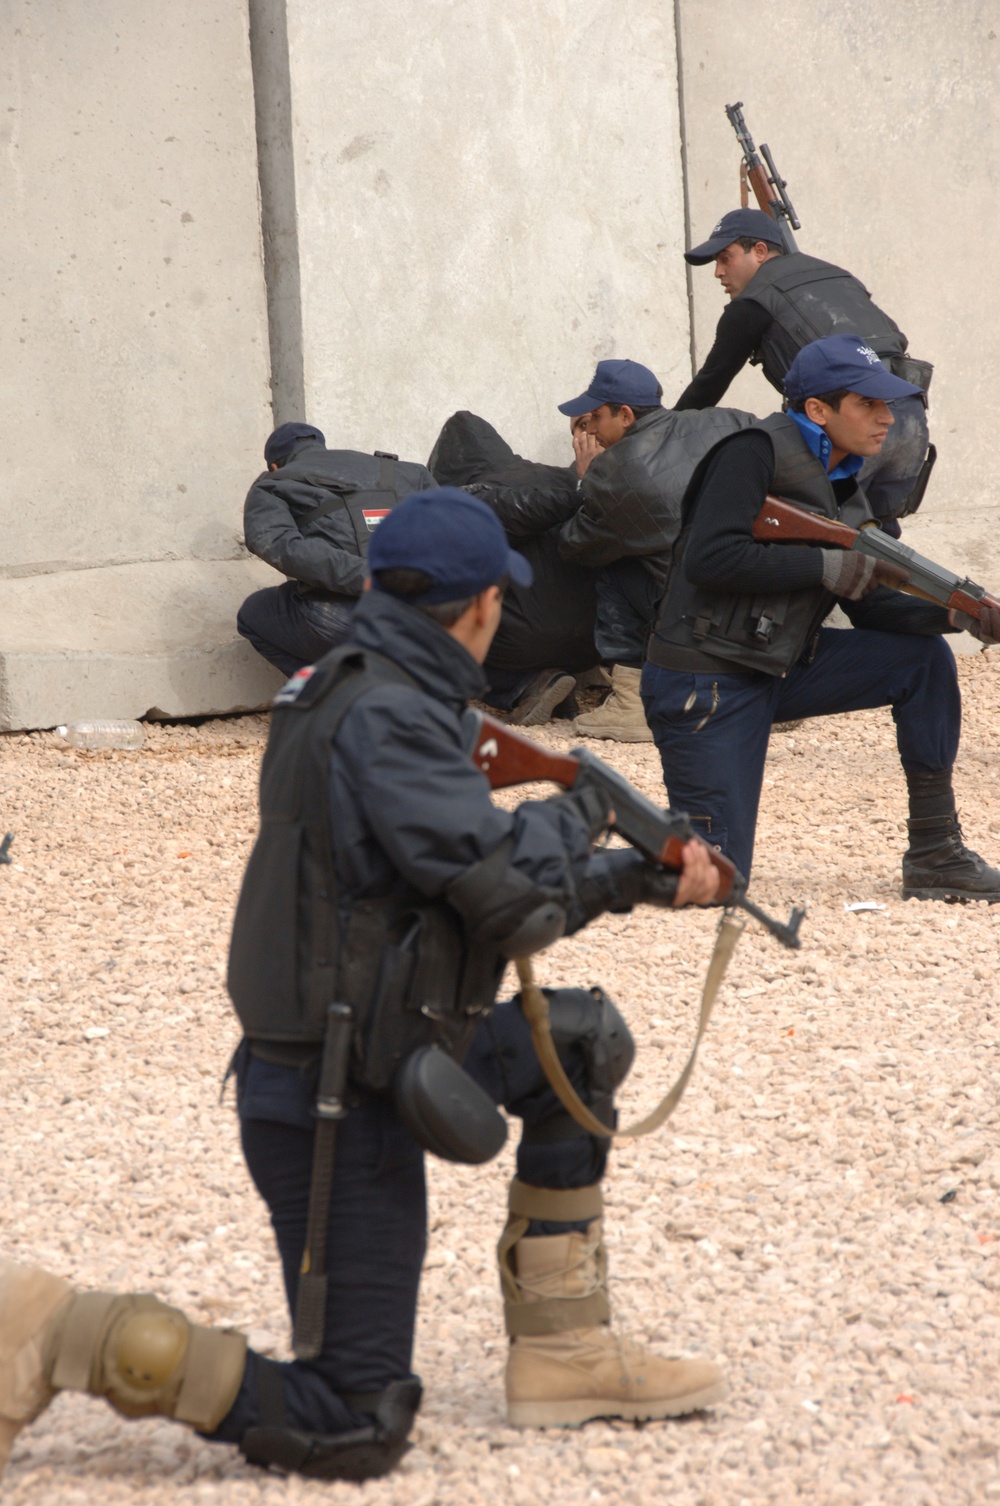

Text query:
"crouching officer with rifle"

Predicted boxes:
[[644, 334, 1000, 899], [0, 488, 728, 1486]]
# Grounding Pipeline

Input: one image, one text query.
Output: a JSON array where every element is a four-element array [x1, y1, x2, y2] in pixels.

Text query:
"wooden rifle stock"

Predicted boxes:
[[752, 494, 1000, 623], [752, 494, 857, 547], [745, 161, 781, 224], [724, 102, 800, 253]]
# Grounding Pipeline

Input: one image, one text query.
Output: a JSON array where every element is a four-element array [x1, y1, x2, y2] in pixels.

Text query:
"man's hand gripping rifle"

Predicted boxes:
[[725, 101, 800, 255], [753, 496, 1000, 642], [466, 711, 804, 950]]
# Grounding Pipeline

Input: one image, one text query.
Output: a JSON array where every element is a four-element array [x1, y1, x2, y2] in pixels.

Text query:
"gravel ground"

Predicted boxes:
[[2, 650, 1000, 1506]]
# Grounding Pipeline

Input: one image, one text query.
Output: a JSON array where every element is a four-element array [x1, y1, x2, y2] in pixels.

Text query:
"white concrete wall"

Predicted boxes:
[[282, 0, 690, 468], [5, 2, 998, 728], [676, 0, 1000, 586], [0, 2, 280, 729]]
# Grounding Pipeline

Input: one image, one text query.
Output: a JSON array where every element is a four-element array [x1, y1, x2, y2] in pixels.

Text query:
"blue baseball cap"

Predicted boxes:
[[264, 421, 325, 466], [784, 336, 924, 403], [558, 359, 662, 417], [685, 208, 784, 264], [368, 487, 533, 604]]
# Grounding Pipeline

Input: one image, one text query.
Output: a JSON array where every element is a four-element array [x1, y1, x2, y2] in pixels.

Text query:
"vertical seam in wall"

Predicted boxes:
[[672, 0, 697, 380], [247, 0, 306, 423]]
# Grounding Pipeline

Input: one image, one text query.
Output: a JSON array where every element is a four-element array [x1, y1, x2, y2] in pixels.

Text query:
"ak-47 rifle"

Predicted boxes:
[[752, 495, 1000, 624], [463, 711, 804, 1140], [725, 101, 800, 254], [465, 710, 804, 950]]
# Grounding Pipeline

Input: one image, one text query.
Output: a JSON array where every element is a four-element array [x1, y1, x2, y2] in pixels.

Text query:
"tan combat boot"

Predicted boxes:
[[0, 1258, 247, 1479], [498, 1182, 727, 1428], [571, 665, 653, 743]]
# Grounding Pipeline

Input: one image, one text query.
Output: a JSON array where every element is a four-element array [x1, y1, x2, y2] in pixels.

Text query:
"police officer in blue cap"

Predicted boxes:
[[0, 488, 727, 1484], [237, 421, 435, 674], [555, 359, 755, 741], [675, 208, 935, 535], [644, 334, 1000, 900]]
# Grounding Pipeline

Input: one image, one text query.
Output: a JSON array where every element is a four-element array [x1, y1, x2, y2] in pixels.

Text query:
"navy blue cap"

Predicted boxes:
[[784, 335, 923, 403], [558, 359, 662, 417], [685, 208, 784, 265], [368, 487, 533, 604], [264, 421, 325, 467]]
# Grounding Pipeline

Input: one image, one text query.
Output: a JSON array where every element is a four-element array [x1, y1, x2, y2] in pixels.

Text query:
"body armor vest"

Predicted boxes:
[[647, 414, 875, 679], [737, 253, 908, 392], [226, 648, 506, 1089]]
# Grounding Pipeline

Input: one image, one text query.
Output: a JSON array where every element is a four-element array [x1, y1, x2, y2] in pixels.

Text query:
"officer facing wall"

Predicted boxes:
[[1, 488, 726, 1484]]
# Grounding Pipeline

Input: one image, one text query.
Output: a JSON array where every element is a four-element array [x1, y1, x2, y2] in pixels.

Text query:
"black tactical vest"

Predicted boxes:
[[737, 253, 907, 392], [226, 648, 506, 1089], [647, 414, 874, 679]]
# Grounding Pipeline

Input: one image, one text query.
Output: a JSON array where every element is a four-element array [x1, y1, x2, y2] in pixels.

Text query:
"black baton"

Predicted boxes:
[[292, 1002, 353, 1360]]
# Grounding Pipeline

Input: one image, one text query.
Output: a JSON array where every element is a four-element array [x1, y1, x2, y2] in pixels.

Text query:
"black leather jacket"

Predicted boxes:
[[243, 438, 433, 600], [557, 407, 757, 589]]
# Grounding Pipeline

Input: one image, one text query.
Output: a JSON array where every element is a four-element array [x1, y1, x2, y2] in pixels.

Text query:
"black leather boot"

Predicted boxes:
[[240, 1377, 422, 1481], [903, 818, 1000, 902], [902, 769, 1000, 902]]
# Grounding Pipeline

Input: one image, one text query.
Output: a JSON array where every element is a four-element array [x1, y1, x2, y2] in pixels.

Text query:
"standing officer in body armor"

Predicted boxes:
[[674, 209, 934, 536], [0, 489, 727, 1486], [237, 421, 434, 674], [643, 335, 1000, 897]]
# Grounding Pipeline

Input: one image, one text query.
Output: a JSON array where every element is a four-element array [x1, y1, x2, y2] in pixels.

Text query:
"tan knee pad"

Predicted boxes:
[[48, 1292, 247, 1433]]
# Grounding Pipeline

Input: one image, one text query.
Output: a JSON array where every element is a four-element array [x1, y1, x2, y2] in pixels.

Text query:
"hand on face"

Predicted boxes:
[[572, 424, 602, 477]]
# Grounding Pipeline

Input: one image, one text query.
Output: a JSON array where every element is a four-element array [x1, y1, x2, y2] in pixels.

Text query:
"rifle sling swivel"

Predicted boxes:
[[515, 908, 745, 1140]]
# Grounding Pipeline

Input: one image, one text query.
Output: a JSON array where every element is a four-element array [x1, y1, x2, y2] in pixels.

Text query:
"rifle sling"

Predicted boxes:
[[515, 908, 744, 1140]]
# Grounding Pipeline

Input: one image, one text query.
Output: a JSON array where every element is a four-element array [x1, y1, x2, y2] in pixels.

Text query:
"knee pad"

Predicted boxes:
[[49, 1292, 247, 1432], [241, 1377, 422, 1481], [547, 985, 635, 1099]]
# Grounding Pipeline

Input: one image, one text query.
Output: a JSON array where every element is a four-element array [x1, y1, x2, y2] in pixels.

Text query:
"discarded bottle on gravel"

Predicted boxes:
[[55, 720, 145, 750]]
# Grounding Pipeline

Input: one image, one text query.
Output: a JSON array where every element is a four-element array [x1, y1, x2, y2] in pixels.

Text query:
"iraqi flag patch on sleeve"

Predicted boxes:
[[273, 664, 316, 705], [362, 508, 391, 531]]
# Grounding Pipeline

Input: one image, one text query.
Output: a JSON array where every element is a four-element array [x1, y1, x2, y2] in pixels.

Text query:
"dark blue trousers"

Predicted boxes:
[[237, 582, 355, 677], [209, 998, 608, 1445], [641, 627, 961, 879], [594, 560, 662, 667]]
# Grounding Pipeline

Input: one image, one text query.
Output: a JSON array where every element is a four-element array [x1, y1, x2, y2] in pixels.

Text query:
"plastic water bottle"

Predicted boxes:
[[55, 720, 145, 750]]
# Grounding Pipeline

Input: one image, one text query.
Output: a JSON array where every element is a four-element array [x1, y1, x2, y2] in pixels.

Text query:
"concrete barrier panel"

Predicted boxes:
[[279, 0, 690, 467], [0, 2, 274, 728]]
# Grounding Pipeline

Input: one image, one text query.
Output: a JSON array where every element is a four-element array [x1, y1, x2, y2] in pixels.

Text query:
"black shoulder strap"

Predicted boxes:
[[298, 451, 401, 527]]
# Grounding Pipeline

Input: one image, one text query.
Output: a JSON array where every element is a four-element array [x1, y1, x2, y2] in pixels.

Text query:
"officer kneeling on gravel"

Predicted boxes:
[[1, 488, 726, 1485]]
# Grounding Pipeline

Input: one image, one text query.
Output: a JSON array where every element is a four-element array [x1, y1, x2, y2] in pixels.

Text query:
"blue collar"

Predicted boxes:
[[787, 410, 863, 480]]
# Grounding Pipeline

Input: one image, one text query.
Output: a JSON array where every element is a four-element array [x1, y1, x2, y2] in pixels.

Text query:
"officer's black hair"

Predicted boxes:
[[788, 388, 851, 414], [605, 384, 664, 425], [733, 235, 785, 255], [373, 567, 505, 627]]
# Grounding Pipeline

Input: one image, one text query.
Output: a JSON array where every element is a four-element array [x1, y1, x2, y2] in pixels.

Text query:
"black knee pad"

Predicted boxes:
[[547, 985, 635, 1098], [240, 1378, 422, 1482]]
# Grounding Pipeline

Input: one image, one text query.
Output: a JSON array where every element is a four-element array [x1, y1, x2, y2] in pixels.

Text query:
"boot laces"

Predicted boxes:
[[517, 1239, 603, 1305]]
